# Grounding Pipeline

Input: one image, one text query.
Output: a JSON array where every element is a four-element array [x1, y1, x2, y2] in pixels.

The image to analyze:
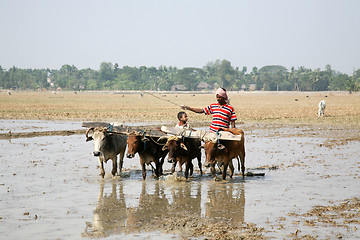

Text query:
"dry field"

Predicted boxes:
[[1, 91, 360, 127]]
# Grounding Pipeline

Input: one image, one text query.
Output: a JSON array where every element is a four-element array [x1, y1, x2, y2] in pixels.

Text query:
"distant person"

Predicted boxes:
[[181, 87, 237, 132], [175, 111, 190, 129]]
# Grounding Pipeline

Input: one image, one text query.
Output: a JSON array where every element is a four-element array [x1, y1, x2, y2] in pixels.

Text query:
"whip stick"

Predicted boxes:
[[141, 91, 182, 107]]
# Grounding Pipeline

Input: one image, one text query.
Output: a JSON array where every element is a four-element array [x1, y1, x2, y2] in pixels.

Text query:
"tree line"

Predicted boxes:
[[1, 60, 359, 92]]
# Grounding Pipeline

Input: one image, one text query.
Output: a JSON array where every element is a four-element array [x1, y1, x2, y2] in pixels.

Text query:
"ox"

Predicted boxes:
[[126, 132, 168, 180], [318, 100, 326, 117], [86, 127, 127, 178], [161, 136, 202, 179], [201, 128, 245, 180]]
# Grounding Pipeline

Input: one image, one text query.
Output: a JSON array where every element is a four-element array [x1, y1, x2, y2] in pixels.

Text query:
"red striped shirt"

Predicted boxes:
[[203, 103, 237, 132]]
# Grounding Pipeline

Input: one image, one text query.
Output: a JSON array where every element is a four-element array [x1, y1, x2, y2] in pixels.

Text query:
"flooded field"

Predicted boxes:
[[0, 120, 359, 239]]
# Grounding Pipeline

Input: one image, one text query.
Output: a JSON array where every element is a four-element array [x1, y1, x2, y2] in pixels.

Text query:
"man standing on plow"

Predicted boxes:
[[181, 87, 237, 132]]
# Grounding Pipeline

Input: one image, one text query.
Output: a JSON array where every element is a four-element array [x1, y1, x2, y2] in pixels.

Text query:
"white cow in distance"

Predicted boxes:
[[318, 100, 326, 117]]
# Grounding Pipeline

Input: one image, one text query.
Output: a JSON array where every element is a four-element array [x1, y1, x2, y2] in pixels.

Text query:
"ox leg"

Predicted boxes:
[[159, 157, 165, 175], [197, 156, 203, 175], [111, 157, 118, 177], [240, 152, 246, 178], [141, 159, 146, 180], [210, 163, 216, 177], [98, 158, 105, 178], [222, 162, 229, 180], [171, 161, 176, 174], [189, 161, 194, 176], [149, 163, 156, 173], [185, 162, 190, 179], [155, 161, 161, 179], [178, 161, 183, 172], [119, 151, 125, 173], [229, 160, 234, 178]]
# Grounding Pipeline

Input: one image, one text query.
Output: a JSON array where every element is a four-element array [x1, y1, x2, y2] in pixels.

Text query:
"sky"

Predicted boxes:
[[1, 0, 360, 74]]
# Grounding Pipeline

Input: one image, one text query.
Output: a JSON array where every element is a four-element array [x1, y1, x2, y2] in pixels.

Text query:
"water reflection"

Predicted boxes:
[[125, 181, 170, 233], [169, 182, 202, 216], [206, 183, 245, 224], [83, 179, 245, 237], [83, 181, 128, 237]]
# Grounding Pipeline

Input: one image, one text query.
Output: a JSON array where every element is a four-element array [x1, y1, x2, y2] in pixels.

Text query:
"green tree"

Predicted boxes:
[[346, 69, 360, 93], [174, 67, 204, 90], [99, 62, 114, 89], [219, 59, 235, 89]]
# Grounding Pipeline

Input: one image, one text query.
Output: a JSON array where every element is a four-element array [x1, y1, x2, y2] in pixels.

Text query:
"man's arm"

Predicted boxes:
[[181, 105, 204, 114]]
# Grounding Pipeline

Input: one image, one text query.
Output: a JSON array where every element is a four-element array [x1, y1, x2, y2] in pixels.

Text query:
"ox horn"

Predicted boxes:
[[157, 136, 168, 142], [85, 127, 94, 142]]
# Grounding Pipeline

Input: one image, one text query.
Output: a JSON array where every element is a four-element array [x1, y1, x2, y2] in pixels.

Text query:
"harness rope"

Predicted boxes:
[[107, 124, 113, 132], [216, 131, 220, 144], [148, 135, 166, 146]]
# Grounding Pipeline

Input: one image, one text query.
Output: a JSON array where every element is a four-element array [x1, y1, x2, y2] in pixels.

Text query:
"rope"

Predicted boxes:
[[141, 91, 182, 107], [148, 135, 166, 146]]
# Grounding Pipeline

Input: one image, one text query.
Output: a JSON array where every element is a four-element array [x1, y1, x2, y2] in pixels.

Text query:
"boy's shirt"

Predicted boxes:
[[175, 122, 190, 129]]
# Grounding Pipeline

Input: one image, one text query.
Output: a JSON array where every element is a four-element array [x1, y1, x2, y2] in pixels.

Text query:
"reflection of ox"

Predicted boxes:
[[82, 181, 128, 238], [127, 181, 201, 232], [126, 181, 170, 230], [161, 136, 202, 179], [170, 182, 201, 215], [206, 183, 245, 225], [202, 128, 245, 180], [86, 127, 127, 178], [126, 132, 168, 180]]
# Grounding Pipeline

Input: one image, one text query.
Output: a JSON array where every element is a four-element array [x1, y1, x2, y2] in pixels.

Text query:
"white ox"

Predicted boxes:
[[86, 127, 127, 178], [318, 100, 326, 117]]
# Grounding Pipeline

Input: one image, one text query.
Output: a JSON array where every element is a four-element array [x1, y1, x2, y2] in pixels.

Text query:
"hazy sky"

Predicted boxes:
[[1, 0, 359, 74]]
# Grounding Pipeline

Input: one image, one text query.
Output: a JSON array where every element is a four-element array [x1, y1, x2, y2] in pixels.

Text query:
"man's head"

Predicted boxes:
[[216, 87, 228, 105], [177, 111, 188, 123]]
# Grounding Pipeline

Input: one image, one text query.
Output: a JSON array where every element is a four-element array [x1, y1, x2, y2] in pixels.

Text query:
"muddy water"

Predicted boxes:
[[0, 121, 359, 239]]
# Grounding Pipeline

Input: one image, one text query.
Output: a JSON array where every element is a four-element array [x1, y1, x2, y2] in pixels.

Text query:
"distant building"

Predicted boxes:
[[248, 84, 256, 91], [171, 84, 187, 91], [197, 81, 210, 90]]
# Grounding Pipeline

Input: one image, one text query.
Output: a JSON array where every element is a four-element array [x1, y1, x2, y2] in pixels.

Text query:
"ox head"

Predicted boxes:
[[160, 136, 187, 163], [200, 139, 225, 168], [86, 127, 113, 157], [126, 131, 149, 158]]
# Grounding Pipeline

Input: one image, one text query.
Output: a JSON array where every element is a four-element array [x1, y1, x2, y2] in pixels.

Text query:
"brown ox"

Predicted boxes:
[[85, 127, 127, 178], [126, 132, 168, 180], [202, 128, 245, 180], [161, 136, 202, 179]]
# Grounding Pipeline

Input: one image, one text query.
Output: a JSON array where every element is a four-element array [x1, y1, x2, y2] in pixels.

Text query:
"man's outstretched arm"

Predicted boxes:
[[181, 105, 204, 114]]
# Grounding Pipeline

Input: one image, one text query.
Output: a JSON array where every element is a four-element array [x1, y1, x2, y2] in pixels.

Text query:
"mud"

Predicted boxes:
[[0, 120, 359, 239]]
